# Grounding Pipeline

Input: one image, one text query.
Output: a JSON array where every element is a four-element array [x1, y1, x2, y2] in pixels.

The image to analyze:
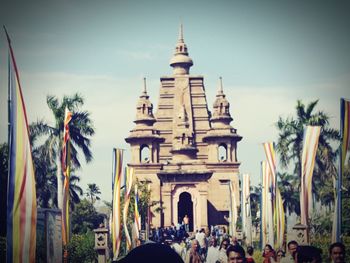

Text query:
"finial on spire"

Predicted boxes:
[[143, 77, 147, 94], [218, 77, 224, 94], [178, 23, 184, 42]]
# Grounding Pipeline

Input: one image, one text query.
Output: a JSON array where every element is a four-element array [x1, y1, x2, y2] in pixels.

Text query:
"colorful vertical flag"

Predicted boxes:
[[122, 167, 134, 251], [61, 107, 72, 247], [261, 161, 268, 247], [263, 142, 285, 248], [242, 174, 252, 245], [341, 99, 350, 168], [112, 148, 123, 261], [333, 98, 350, 242], [229, 176, 240, 237], [300, 126, 321, 231], [263, 142, 276, 198], [274, 187, 285, 249], [5, 28, 37, 263], [134, 184, 141, 243]]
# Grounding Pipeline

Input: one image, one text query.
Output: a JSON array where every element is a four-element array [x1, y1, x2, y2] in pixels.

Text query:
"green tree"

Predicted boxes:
[[71, 198, 105, 234], [67, 231, 97, 262], [277, 172, 300, 215], [275, 100, 340, 211], [86, 183, 101, 205], [30, 93, 95, 208]]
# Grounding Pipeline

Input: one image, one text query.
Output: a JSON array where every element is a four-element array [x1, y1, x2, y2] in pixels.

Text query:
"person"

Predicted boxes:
[[262, 244, 276, 263], [185, 239, 204, 263], [275, 249, 285, 263], [329, 242, 346, 263], [280, 240, 298, 263], [184, 215, 190, 232], [195, 228, 207, 256], [117, 243, 184, 263], [293, 245, 322, 263], [246, 246, 255, 263], [217, 238, 229, 263], [205, 237, 220, 263], [226, 244, 246, 263]]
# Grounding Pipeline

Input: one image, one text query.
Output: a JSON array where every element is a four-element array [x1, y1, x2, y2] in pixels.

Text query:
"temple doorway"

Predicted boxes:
[[178, 192, 193, 232]]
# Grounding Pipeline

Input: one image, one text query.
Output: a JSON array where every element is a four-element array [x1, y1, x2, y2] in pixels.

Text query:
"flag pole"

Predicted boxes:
[[260, 161, 263, 249], [336, 98, 344, 242], [4, 26, 12, 252]]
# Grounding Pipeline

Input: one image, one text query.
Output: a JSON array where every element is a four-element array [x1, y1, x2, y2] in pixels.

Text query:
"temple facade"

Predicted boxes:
[[125, 26, 242, 231]]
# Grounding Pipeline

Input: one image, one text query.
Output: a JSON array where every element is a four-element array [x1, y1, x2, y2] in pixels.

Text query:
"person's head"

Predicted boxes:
[[264, 244, 274, 255], [220, 238, 230, 250], [117, 243, 184, 263], [191, 239, 199, 251], [210, 237, 218, 247], [276, 249, 285, 261], [287, 240, 298, 256], [295, 245, 322, 263], [246, 246, 254, 256], [226, 244, 246, 263], [329, 242, 346, 263]]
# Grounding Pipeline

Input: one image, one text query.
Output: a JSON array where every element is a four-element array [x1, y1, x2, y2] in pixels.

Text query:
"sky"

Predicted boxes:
[[0, 0, 349, 204]]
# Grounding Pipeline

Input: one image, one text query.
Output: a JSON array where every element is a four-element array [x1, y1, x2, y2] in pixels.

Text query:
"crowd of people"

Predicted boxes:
[[127, 224, 347, 263]]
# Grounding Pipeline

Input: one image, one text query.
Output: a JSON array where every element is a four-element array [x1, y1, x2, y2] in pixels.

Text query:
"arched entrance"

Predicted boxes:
[[178, 192, 193, 231]]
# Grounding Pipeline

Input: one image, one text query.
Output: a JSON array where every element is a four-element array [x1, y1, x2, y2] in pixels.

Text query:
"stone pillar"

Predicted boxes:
[[162, 183, 172, 227], [292, 223, 309, 245], [94, 225, 109, 263], [198, 183, 208, 229]]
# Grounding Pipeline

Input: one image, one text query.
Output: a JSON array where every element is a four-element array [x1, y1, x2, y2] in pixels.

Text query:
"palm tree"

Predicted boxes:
[[275, 100, 340, 210], [30, 93, 95, 209], [277, 172, 300, 215], [86, 183, 101, 205]]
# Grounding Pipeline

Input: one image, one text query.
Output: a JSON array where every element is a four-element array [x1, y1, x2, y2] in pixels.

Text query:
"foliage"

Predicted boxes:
[[249, 185, 261, 231], [67, 231, 97, 262], [275, 100, 340, 214], [277, 172, 300, 215], [71, 198, 105, 234], [30, 93, 94, 208], [0, 143, 8, 237], [116, 179, 162, 257], [86, 183, 101, 204], [252, 249, 263, 263], [309, 211, 333, 237]]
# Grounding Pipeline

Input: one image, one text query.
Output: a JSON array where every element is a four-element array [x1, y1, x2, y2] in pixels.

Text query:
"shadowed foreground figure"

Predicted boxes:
[[117, 243, 184, 263]]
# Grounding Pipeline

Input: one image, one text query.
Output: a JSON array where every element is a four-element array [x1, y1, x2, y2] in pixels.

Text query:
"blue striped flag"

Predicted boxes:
[[5, 27, 37, 263]]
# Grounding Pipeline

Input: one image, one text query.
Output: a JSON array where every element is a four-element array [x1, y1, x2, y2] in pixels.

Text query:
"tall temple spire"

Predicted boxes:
[[170, 24, 193, 75]]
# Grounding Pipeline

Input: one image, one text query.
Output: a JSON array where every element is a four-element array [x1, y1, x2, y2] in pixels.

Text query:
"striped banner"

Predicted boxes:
[[341, 98, 350, 176], [134, 184, 141, 243], [112, 148, 123, 260], [242, 174, 252, 245], [62, 108, 72, 248], [263, 142, 276, 198], [300, 126, 321, 229], [5, 28, 37, 263], [229, 176, 240, 237], [261, 161, 268, 247], [333, 98, 350, 242], [123, 167, 134, 251], [274, 187, 285, 249]]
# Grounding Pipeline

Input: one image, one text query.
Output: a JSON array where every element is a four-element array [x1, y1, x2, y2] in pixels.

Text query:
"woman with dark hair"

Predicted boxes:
[[246, 246, 255, 263], [262, 244, 276, 263], [217, 238, 230, 263]]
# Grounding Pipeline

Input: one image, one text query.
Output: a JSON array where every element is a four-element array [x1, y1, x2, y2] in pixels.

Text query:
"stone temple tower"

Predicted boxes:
[[125, 25, 242, 231]]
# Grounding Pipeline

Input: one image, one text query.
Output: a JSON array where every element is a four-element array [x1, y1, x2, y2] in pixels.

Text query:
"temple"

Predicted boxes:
[[125, 25, 242, 231]]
